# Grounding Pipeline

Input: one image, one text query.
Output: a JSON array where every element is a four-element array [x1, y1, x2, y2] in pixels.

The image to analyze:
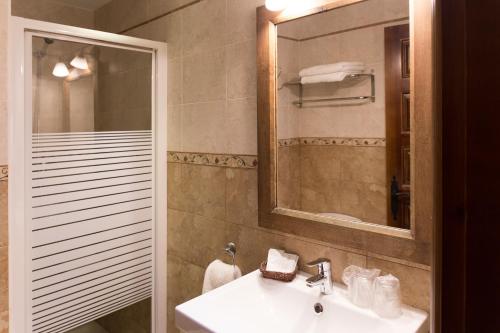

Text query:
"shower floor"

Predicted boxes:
[[66, 321, 108, 333]]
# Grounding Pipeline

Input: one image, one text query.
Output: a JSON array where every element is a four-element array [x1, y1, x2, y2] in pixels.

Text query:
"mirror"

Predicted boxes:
[[257, 0, 435, 265], [275, 0, 411, 229]]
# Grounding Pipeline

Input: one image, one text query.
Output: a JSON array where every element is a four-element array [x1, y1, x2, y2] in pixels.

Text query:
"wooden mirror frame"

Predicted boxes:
[[256, 0, 437, 265]]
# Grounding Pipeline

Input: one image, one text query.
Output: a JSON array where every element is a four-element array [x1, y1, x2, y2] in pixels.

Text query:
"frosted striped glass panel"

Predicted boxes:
[[31, 131, 153, 333]]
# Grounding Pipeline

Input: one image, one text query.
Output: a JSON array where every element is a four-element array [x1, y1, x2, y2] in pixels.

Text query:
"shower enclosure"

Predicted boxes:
[[9, 18, 167, 333]]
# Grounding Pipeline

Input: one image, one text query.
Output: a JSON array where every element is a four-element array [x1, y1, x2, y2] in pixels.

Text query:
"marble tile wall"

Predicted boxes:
[[93, 1, 430, 332], [12, 0, 94, 29], [278, 144, 387, 225], [95, 47, 152, 131]]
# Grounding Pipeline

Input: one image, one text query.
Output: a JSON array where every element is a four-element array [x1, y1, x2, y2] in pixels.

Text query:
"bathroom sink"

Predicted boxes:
[[175, 270, 429, 333]]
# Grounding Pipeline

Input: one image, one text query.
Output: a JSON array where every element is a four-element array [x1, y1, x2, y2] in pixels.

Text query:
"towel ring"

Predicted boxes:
[[224, 242, 236, 267]]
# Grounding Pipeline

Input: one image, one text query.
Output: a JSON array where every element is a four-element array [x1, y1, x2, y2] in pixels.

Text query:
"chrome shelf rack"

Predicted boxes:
[[284, 73, 375, 108]]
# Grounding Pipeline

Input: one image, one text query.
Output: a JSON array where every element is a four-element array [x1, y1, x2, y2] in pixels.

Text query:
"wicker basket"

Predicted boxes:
[[260, 261, 297, 282]]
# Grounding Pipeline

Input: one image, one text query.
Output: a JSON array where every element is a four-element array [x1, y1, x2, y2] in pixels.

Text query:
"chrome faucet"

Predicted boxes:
[[306, 258, 333, 295]]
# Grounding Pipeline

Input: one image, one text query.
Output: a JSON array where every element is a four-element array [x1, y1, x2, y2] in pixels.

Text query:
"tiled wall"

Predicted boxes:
[[11, 0, 94, 29], [278, 143, 387, 225], [95, 47, 152, 131], [95, 1, 430, 332]]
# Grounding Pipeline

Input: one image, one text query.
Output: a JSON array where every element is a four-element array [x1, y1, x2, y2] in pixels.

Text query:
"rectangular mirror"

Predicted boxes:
[[276, 0, 410, 229], [257, 0, 436, 265]]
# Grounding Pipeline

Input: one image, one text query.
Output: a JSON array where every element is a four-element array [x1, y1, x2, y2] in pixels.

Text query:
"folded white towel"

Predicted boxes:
[[299, 62, 365, 77], [266, 249, 299, 274], [300, 70, 362, 84], [202, 259, 242, 294]]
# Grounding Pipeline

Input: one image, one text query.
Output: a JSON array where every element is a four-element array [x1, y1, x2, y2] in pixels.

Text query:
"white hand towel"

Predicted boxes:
[[300, 70, 363, 84], [202, 259, 242, 294], [299, 62, 365, 77], [266, 249, 299, 273]]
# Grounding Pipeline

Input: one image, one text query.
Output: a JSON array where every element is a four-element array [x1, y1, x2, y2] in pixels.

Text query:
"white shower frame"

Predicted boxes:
[[8, 17, 168, 333]]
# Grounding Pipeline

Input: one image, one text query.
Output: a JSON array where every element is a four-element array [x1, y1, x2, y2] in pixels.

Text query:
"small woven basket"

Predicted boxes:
[[260, 261, 297, 282]]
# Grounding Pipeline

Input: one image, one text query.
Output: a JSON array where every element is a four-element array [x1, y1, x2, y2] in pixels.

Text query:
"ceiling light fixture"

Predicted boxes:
[[52, 62, 69, 78], [70, 55, 89, 70], [265, 0, 288, 11]]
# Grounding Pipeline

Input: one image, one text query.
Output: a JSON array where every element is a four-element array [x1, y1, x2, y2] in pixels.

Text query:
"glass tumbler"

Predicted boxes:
[[342, 265, 381, 308], [373, 274, 402, 318]]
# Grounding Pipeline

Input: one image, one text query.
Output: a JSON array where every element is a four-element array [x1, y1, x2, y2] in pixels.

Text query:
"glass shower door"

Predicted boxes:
[[30, 35, 154, 333]]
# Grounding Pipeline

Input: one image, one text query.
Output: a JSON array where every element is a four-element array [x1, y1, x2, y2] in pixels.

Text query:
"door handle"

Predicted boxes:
[[390, 176, 409, 221]]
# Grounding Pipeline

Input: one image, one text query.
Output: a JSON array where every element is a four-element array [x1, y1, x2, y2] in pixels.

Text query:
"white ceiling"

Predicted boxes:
[[52, 0, 112, 11]]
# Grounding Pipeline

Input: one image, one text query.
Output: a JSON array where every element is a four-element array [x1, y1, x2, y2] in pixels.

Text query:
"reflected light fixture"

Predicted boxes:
[[70, 55, 89, 70], [67, 68, 81, 81], [265, 0, 288, 11], [52, 62, 69, 78]]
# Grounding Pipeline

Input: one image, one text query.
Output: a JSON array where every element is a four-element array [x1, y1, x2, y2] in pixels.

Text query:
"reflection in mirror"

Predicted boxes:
[[276, 0, 411, 229]]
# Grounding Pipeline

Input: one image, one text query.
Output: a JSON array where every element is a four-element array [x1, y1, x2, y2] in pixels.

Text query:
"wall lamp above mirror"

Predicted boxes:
[[256, 0, 437, 265]]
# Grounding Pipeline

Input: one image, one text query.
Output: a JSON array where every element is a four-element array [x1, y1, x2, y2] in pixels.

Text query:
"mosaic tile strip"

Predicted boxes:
[[167, 151, 258, 169], [0, 165, 7, 182], [278, 137, 386, 147], [277, 138, 301, 147]]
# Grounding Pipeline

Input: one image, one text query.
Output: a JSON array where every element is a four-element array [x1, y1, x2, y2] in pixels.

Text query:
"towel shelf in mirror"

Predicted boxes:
[[284, 73, 375, 107]]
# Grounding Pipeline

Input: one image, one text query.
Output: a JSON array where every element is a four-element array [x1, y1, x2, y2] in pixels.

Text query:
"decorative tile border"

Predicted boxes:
[[277, 138, 301, 147], [167, 152, 258, 169], [278, 137, 386, 147], [0, 165, 7, 182]]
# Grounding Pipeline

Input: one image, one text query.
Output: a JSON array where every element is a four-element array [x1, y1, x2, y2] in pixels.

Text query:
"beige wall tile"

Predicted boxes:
[[225, 97, 257, 155], [339, 146, 386, 185], [181, 101, 227, 153], [182, 49, 226, 103], [225, 168, 258, 228], [226, 0, 265, 45], [164, 11, 184, 60], [226, 39, 256, 99], [182, 0, 226, 56], [168, 209, 228, 269], [95, 0, 147, 33], [168, 163, 226, 220], [298, 104, 386, 138], [340, 181, 387, 224], [13, 0, 95, 29], [167, 162, 183, 209], [167, 105, 182, 151], [127, 14, 168, 41], [277, 146, 301, 209], [167, 253, 205, 333], [147, 0, 193, 20], [367, 256, 431, 312], [168, 58, 183, 106]]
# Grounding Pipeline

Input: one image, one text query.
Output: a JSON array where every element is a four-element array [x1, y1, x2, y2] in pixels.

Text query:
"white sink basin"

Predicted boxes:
[[175, 270, 429, 333]]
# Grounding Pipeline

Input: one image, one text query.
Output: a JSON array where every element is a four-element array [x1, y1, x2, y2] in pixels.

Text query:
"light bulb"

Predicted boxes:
[[70, 55, 89, 70], [52, 62, 69, 78], [265, 0, 288, 11]]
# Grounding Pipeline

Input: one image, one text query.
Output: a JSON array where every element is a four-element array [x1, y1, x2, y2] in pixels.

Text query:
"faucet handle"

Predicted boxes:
[[306, 258, 331, 267], [306, 258, 331, 276]]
